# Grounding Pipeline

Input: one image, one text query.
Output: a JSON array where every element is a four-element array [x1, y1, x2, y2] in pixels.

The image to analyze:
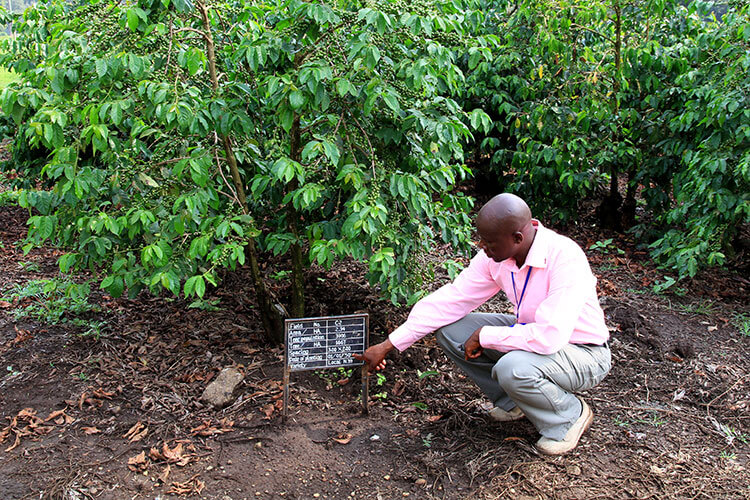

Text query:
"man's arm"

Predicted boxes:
[[355, 251, 501, 372]]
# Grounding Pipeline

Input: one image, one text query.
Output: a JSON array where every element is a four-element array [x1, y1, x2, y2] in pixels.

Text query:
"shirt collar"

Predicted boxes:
[[499, 219, 548, 272]]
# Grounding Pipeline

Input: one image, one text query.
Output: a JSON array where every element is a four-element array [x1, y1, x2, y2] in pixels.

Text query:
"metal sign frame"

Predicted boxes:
[[283, 313, 369, 422]]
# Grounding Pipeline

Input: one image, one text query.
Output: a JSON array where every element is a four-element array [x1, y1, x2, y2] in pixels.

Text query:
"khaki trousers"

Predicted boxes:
[[435, 313, 611, 440]]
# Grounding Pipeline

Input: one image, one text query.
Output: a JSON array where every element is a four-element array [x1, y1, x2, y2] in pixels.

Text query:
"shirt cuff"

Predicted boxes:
[[479, 325, 512, 352], [388, 325, 417, 352]]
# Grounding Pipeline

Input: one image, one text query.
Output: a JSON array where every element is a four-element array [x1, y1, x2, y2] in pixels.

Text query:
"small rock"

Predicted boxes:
[[383, 475, 390, 480], [369, 434, 380, 442], [415, 478, 426, 487], [201, 367, 244, 409], [313, 494, 320, 498]]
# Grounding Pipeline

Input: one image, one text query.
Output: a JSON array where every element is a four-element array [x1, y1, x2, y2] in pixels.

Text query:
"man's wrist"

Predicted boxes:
[[379, 338, 394, 353]]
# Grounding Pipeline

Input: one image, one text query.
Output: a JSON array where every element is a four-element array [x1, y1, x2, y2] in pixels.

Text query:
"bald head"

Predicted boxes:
[[475, 193, 536, 264], [477, 193, 532, 235]]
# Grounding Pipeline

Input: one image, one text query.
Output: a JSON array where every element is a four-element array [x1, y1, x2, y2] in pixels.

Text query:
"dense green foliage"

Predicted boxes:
[[0, 0, 747, 339], [461, 0, 748, 276], [0, 0, 486, 339]]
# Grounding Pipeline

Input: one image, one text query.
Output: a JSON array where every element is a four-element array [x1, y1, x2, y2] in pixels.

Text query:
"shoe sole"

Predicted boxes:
[[537, 399, 593, 456]]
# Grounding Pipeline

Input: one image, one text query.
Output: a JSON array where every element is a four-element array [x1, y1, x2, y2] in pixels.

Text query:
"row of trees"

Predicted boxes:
[[0, 0, 747, 341]]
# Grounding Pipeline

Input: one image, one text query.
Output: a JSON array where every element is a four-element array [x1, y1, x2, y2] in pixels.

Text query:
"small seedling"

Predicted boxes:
[[270, 270, 292, 281], [417, 369, 439, 380], [375, 373, 386, 386], [634, 412, 666, 427], [613, 416, 630, 427], [18, 261, 41, 272], [411, 402, 428, 410], [188, 297, 222, 311], [589, 238, 625, 255], [719, 451, 737, 460], [422, 433, 433, 448], [652, 276, 687, 296]]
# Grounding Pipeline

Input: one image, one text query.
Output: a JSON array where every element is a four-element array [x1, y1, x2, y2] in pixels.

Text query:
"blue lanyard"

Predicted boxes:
[[511, 267, 533, 322]]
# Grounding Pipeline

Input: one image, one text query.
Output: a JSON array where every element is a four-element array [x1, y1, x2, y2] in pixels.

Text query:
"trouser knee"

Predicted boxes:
[[435, 327, 457, 356], [493, 351, 540, 395]]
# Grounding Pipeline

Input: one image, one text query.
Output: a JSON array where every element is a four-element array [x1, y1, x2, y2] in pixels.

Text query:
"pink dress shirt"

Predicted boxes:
[[388, 220, 609, 355]]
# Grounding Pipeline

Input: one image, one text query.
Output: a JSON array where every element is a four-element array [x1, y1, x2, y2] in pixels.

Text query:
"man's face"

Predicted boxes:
[[476, 222, 517, 263]]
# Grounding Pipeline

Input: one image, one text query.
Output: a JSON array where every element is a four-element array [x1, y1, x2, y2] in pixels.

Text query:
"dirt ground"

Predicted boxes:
[[1, 194, 749, 500]]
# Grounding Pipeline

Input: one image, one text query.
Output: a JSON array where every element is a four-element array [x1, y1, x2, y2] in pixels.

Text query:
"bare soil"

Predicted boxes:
[[1, 199, 749, 500]]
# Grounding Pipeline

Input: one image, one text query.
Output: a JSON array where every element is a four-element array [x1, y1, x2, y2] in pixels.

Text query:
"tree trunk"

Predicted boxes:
[[597, 0, 624, 231], [288, 114, 305, 318], [198, 2, 285, 343]]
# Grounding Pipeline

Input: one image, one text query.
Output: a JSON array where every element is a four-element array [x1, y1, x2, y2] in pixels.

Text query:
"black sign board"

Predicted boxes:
[[283, 313, 369, 421], [286, 314, 367, 371]]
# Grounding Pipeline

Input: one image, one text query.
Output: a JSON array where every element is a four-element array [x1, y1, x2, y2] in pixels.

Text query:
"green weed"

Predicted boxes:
[[652, 276, 687, 296], [417, 369, 439, 380], [2, 278, 103, 334], [18, 261, 41, 272], [188, 297, 222, 311], [675, 300, 716, 316], [634, 412, 667, 427], [613, 416, 630, 427], [589, 238, 625, 255], [733, 313, 750, 337]]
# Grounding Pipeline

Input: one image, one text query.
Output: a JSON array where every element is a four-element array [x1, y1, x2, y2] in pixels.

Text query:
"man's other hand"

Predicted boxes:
[[464, 328, 484, 360], [353, 339, 394, 374]]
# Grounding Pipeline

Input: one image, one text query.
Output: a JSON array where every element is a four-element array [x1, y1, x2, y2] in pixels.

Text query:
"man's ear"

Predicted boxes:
[[513, 231, 524, 244]]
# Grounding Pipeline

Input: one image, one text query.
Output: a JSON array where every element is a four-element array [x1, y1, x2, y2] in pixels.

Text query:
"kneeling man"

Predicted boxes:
[[355, 193, 611, 455]]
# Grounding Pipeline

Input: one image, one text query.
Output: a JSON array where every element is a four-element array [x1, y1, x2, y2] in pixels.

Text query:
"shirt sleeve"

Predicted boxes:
[[388, 251, 502, 352], [478, 251, 593, 355]]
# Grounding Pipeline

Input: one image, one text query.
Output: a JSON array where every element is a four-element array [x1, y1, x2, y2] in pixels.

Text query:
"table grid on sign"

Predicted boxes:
[[286, 317, 366, 372]]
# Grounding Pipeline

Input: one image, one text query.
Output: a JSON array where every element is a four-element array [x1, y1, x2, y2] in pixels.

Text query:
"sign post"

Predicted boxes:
[[283, 313, 369, 422]]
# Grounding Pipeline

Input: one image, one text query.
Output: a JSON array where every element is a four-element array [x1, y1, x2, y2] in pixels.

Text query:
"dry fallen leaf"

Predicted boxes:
[[92, 388, 114, 399], [127, 451, 148, 471], [123, 422, 148, 442], [158, 464, 171, 484], [427, 415, 442, 423], [167, 474, 204, 496], [82, 427, 101, 435], [261, 404, 275, 419], [0, 300, 12, 308], [12, 326, 33, 345], [332, 433, 353, 445], [17, 408, 36, 419], [45, 409, 66, 422]]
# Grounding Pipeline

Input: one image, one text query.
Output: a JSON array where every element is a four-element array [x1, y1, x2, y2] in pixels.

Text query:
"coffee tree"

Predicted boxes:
[[458, 0, 748, 277], [0, 0, 488, 341]]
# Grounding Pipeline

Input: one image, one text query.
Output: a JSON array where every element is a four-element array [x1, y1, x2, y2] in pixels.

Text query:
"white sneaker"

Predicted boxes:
[[536, 397, 593, 455], [488, 405, 525, 422]]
